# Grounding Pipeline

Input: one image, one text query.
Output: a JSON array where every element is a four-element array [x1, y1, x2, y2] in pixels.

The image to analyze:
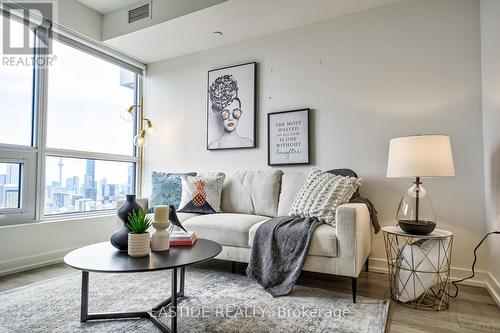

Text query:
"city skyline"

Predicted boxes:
[[44, 158, 135, 215], [0, 159, 134, 214]]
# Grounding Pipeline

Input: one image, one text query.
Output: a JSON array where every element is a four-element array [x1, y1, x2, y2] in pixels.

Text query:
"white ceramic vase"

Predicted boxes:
[[128, 232, 151, 257], [151, 222, 170, 252]]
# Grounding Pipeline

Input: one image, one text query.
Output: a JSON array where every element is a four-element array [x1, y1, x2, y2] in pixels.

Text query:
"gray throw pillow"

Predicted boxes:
[[149, 172, 196, 212]]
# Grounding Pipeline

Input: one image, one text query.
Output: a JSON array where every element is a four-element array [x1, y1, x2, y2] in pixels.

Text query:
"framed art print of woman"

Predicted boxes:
[[207, 62, 256, 150]]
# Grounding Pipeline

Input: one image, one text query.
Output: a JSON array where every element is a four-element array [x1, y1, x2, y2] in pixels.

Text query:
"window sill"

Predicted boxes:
[[0, 212, 116, 228]]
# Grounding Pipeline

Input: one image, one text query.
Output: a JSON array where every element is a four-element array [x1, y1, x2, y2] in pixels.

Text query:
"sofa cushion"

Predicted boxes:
[[183, 213, 270, 247], [177, 212, 200, 223], [221, 170, 283, 217], [248, 221, 338, 258], [277, 172, 307, 216]]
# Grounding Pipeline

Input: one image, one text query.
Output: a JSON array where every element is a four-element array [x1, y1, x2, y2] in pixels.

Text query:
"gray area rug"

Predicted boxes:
[[0, 267, 389, 333]]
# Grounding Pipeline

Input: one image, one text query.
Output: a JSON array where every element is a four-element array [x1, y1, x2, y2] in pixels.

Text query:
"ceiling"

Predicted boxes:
[[98, 0, 400, 64], [78, 0, 140, 14]]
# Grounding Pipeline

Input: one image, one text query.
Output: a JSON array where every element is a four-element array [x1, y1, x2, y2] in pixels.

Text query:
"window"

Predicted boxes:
[[42, 38, 140, 216], [46, 40, 136, 156], [0, 10, 144, 224], [44, 157, 135, 215], [0, 163, 22, 210], [0, 14, 37, 222], [0, 18, 33, 146]]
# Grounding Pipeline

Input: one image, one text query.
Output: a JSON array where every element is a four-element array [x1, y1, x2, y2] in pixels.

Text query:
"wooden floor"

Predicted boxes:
[[1, 261, 499, 333]]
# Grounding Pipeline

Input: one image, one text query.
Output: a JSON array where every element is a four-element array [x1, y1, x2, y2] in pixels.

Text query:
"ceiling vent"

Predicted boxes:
[[128, 1, 152, 24]]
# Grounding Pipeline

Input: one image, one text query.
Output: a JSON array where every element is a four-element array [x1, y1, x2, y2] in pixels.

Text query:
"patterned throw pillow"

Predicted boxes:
[[289, 169, 362, 226], [178, 173, 225, 214], [149, 172, 196, 212]]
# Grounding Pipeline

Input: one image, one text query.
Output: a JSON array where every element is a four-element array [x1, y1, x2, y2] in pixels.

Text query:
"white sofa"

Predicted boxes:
[[122, 170, 372, 302]]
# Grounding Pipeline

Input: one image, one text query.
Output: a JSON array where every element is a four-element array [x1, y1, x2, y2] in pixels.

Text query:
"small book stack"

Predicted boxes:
[[170, 231, 197, 246]]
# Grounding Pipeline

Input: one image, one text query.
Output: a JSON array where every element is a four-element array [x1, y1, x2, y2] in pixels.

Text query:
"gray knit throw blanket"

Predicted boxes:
[[246, 216, 323, 297]]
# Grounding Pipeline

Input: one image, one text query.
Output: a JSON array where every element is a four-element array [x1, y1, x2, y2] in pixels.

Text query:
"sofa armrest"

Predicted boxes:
[[335, 203, 371, 277]]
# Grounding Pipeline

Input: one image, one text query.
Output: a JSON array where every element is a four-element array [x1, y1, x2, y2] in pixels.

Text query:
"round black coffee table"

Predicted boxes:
[[64, 239, 222, 333]]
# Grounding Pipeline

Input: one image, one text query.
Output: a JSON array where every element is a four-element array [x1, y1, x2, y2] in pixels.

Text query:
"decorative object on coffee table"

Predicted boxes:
[[207, 62, 256, 150], [151, 205, 170, 252], [111, 194, 142, 251], [63, 239, 222, 333], [386, 135, 455, 235], [268, 109, 310, 166], [127, 209, 152, 257], [168, 205, 188, 232], [383, 226, 453, 310], [151, 222, 170, 251], [170, 231, 197, 246]]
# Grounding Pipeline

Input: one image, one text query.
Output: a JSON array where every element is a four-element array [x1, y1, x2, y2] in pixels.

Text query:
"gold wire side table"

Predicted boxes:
[[382, 226, 453, 311]]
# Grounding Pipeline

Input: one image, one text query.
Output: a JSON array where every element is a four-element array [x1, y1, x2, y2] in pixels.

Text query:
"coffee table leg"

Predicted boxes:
[[171, 268, 177, 333], [151, 267, 186, 312], [79, 269, 185, 332], [81, 271, 89, 322], [180, 267, 185, 294]]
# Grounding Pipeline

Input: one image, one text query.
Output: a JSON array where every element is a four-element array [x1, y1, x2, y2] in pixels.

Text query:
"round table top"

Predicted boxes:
[[382, 225, 453, 238], [64, 239, 222, 273]]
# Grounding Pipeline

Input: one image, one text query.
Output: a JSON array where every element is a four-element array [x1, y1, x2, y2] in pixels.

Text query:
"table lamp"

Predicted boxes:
[[387, 135, 455, 235]]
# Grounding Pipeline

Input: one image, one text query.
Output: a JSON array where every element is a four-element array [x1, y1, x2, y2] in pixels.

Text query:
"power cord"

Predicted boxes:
[[443, 231, 500, 298]]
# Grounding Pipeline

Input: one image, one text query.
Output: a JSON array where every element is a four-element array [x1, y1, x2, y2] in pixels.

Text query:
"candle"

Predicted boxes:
[[154, 205, 169, 223]]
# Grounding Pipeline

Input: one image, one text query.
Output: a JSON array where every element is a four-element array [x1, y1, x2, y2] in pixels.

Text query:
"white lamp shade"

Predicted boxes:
[[387, 135, 455, 178]]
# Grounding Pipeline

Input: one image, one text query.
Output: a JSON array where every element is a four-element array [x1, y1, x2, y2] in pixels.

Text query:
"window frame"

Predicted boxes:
[[0, 10, 146, 225], [0, 149, 36, 220]]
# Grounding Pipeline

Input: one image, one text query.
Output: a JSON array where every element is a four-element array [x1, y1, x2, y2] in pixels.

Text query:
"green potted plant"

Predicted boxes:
[[127, 209, 152, 257]]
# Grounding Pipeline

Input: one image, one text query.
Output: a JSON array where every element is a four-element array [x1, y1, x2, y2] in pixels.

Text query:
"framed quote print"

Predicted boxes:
[[207, 62, 256, 150], [268, 109, 310, 166]]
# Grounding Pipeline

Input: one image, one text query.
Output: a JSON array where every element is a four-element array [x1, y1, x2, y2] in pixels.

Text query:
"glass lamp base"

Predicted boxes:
[[398, 219, 436, 235], [396, 179, 436, 235]]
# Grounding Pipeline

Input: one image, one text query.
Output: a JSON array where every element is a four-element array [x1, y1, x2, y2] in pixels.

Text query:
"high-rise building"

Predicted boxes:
[[0, 174, 6, 185], [99, 177, 107, 201], [84, 160, 96, 201], [65, 176, 80, 194], [71, 194, 84, 206], [0, 184, 4, 208], [3, 184, 19, 209], [5, 164, 19, 185], [76, 198, 92, 211], [53, 192, 70, 208]]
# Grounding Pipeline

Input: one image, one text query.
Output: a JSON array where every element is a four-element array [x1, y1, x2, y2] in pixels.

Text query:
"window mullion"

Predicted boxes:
[[34, 28, 49, 221], [44, 148, 138, 164]]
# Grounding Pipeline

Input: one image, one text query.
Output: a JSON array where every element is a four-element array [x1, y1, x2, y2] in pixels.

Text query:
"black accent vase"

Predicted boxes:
[[111, 195, 142, 251]]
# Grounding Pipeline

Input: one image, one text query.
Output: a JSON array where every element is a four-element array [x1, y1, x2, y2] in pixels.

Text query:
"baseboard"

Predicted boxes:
[[368, 257, 500, 306], [486, 272, 500, 307], [0, 247, 76, 276]]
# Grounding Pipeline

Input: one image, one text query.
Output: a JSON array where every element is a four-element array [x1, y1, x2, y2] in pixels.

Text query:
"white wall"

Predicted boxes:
[[0, 215, 116, 275], [57, 0, 103, 41], [144, 0, 488, 273], [480, 0, 500, 302]]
